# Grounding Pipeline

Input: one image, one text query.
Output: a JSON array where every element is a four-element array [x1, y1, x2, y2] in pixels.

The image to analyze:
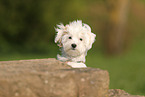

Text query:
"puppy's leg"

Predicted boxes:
[[67, 62, 87, 68], [57, 54, 68, 62]]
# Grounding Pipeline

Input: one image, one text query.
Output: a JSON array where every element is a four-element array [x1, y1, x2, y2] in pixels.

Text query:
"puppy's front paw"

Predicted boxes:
[[67, 62, 87, 68]]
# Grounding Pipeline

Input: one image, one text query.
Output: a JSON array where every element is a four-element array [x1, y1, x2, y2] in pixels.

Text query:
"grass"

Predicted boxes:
[[86, 40, 145, 95], [0, 41, 145, 96]]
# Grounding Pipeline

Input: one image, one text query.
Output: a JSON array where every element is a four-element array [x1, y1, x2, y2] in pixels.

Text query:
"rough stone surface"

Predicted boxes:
[[108, 89, 144, 97], [0, 58, 109, 97], [0, 58, 144, 97]]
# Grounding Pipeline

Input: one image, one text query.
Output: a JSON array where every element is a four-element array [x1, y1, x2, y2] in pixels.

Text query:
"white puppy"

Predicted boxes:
[[55, 20, 96, 68]]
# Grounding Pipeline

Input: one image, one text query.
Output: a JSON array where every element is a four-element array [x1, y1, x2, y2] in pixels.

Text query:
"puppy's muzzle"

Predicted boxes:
[[71, 44, 77, 49]]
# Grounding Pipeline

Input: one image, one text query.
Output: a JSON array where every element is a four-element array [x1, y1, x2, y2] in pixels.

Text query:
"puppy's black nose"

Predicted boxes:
[[71, 44, 77, 48]]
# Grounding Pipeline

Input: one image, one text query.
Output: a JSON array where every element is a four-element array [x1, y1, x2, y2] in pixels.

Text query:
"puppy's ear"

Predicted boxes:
[[55, 23, 68, 47], [86, 32, 96, 50], [83, 23, 96, 50], [83, 23, 91, 32]]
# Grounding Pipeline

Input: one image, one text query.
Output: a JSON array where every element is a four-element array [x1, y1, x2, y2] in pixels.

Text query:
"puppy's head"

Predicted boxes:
[[55, 20, 96, 57]]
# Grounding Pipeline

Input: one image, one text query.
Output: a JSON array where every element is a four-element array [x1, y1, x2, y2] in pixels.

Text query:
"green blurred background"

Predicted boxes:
[[0, 0, 145, 95]]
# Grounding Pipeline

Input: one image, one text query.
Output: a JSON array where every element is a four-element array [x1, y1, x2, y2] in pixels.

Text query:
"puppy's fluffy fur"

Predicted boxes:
[[55, 20, 96, 68]]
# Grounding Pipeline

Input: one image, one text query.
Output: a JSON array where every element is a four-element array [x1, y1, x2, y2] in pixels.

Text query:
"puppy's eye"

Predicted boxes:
[[69, 36, 72, 39], [80, 38, 83, 41]]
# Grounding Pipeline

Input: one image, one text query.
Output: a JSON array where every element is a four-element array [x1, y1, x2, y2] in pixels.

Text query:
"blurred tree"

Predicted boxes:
[[103, 0, 130, 55], [0, 0, 47, 53], [0, 0, 88, 53]]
